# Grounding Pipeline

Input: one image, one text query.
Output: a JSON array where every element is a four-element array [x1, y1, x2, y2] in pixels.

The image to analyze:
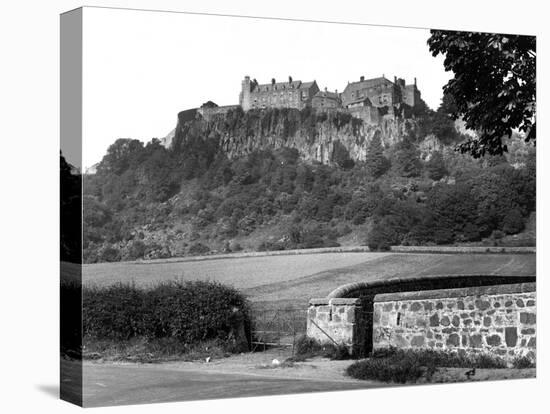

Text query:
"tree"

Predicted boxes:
[[332, 140, 355, 169], [392, 137, 422, 178], [425, 151, 448, 180], [428, 31, 536, 157], [365, 135, 390, 178]]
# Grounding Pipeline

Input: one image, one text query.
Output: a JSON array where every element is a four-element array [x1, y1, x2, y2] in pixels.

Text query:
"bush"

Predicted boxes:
[[346, 356, 425, 383], [346, 348, 508, 383], [512, 356, 536, 369], [188, 242, 210, 255], [83, 281, 250, 349], [502, 208, 525, 234], [293, 336, 349, 360], [367, 222, 394, 251]]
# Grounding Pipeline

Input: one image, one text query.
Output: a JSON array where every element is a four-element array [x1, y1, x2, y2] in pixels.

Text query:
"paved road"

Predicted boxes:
[[81, 363, 378, 407]]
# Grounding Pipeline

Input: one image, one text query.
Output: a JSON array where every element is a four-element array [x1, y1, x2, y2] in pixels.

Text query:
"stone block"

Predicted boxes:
[[486, 335, 501, 346], [505, 327, 518, 347], [446, 333, 460, 347], [429, 313, 440, 327], [521, 328, 535, 335], [470, 334, 482, 348], [474, 299, 491, 310], [346, 308, 356, 323], [520, 312, 536, 325], [382, 303, 393, 312], [452, 315, 460, 327], [483, 316, 492, 327], [410, 302, 422, 311], [394, 334, 409, 348], [516, 299, 525, 308], [457, 301, 465, 310], [424, 302, 433, 311], [441, 316, 450, 326], [527, 337, 536, 347], [526, 300, 535, 307], [436, 302, 444, 310], [411, 336, 425, 347]]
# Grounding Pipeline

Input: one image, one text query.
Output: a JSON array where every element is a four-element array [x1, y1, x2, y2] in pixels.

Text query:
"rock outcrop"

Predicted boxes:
[[170, 107, 420, 165]]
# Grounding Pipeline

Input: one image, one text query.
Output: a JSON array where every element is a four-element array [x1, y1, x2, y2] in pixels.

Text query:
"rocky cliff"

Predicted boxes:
[[170, 107, 420, 164]]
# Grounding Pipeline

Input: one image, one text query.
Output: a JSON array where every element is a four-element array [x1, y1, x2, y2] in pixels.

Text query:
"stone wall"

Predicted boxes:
[[372, 283, 536, 362], [307, 298, 367, 355], [197, 105, 239, 122]]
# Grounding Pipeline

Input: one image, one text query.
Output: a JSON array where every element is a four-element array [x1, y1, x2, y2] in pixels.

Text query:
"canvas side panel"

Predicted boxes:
[[60, 7, 83, 407]]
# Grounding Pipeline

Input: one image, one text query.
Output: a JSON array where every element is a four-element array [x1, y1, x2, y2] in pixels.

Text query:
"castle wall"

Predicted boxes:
[[348, 106, 380, 124], [198, 105, 239, 122]]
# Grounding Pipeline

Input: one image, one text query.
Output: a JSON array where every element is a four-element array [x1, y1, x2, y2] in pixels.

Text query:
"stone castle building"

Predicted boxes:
[[239, 76, 320, 111], [238, 74, 421, 125]]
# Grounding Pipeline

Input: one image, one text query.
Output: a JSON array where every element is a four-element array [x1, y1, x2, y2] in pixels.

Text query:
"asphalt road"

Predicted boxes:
[[81, 363, 378, 407]]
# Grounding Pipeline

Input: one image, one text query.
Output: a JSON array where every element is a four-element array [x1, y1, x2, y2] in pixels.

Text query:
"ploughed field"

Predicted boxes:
[[83, 252, 535, 308]]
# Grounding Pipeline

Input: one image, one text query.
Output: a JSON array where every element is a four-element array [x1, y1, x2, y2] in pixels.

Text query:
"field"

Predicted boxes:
[[83, 251, 536, 308]]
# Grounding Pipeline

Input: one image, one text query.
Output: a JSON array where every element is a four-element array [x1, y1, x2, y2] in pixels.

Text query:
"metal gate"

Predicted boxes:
[[250, 306, 306, 354]]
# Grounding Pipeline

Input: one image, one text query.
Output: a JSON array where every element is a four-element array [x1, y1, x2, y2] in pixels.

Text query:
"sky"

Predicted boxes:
[[82, 7, 453, 169]]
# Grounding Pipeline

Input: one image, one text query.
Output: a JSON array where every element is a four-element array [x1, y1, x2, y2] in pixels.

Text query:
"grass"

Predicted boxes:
[[346, 348, 511, 384], [83, 337, 231, 363], [83, 253, 535, 309]]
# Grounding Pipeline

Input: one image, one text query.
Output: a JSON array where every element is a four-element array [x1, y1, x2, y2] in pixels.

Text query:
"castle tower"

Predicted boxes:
[[240, 76, 252, 111]]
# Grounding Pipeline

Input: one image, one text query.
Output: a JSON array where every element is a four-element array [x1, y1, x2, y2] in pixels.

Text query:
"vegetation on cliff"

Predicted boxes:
[[81, 104, 535, 262]]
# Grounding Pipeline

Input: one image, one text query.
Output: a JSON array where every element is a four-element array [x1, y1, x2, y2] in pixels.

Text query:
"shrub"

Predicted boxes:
[[367, 222, 394, 251], [83, 281, 250, 349], [502, 208, 525, 234], [188, 242, 210, 255], [346, 356, 425, 383], [346, 348, 508, 383], [512, 356, 536, 369], [293, 335, 349, 360]]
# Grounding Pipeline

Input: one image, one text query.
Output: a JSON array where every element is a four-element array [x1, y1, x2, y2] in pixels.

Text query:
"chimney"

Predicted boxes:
[[325, 87, 328, 92], [414, 77, 417, 86], [360, 76, 365, 82], [394, 76, 397, 83]]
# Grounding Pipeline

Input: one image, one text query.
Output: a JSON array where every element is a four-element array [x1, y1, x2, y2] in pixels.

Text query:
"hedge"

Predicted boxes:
[[82, 280, 250, 345]]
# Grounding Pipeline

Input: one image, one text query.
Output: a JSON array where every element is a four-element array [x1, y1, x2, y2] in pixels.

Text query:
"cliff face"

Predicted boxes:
[[171, 108, 418, 164]]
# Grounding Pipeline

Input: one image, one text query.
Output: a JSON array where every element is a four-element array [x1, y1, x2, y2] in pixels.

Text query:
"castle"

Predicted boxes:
[[238, 74, 421, 122], [197, 74, 421, 125]]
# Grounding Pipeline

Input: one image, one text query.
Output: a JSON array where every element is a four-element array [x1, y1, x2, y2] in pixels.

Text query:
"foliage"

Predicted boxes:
[[428, 31, 536, 157], [364, 135, 390, 178], [83, 281, 250, 347], [425, 151, 448, 180], [81, 107, 536, 263], [346, 355, 425, 383], [293, 336, 349, 360], [347, 348, 507, 383], [512, 356, 536, 369], [391, 137, 422, 177]]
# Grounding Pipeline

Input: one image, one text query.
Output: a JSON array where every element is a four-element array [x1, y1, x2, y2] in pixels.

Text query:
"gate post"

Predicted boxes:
[[307, 297, 365, 356]]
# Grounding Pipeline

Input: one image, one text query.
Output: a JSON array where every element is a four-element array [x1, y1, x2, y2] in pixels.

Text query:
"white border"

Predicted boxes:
[[1, 0, 547, 413]]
